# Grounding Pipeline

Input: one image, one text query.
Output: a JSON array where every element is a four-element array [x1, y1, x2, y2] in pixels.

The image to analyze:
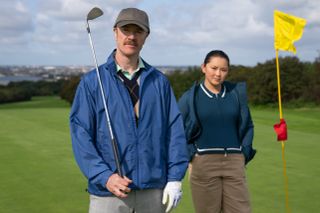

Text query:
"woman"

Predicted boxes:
[[178, 50, 256, 213]]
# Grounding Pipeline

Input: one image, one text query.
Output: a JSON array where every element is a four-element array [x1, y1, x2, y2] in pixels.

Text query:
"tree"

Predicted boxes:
[[59, 76, 81, 104], [167, 67, 203, 99], [305, 51, 320, 104]]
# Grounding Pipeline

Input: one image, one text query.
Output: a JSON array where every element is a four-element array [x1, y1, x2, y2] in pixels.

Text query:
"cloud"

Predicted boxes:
[[30, 0, 145, 50], [37, 0, 96, 21], [148, 1, 274, 48], [0, 0, 319, 65], [143, 0, 276, 65], [143, 0, 319, 65], [0, 1, 34, 45]]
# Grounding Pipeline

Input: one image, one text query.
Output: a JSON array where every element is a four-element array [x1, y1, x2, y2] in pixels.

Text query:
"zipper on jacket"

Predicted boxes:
[[134, 70, 153, 188]]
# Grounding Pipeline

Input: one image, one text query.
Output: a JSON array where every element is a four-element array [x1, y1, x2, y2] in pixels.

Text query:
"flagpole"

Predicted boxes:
[[275, 49, 290, 213], [275, 49, 283, 120]]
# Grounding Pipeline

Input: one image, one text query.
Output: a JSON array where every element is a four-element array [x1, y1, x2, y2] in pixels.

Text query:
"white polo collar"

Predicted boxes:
[[200, 83, 226, 98]]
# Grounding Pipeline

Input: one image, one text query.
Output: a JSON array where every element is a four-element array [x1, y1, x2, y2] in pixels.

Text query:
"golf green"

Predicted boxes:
[[0, 97, 319, 212]]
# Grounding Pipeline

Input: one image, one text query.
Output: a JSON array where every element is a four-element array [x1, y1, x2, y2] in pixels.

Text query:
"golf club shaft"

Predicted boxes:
[[86, 22, 123, 177]]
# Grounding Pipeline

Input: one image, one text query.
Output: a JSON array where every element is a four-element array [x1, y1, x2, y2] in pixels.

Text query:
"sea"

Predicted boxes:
[[0, 75, 43, 86]]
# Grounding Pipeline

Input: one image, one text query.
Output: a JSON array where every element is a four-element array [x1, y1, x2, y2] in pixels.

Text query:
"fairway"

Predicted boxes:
[[0, 97, 319, 212]]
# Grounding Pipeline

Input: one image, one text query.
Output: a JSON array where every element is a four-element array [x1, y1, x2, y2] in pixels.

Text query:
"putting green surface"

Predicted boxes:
[[0, 97, 319, 212]]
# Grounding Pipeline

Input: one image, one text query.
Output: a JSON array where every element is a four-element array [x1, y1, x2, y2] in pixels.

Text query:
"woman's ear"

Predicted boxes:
[[201, 63, 206, 74]]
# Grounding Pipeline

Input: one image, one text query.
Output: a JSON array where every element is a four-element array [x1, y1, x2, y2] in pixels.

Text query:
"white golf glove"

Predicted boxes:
[[162, 181, 182, 213]]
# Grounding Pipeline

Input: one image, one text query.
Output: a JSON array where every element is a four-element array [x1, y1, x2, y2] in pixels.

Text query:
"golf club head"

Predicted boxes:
[[87, 7, 103, 21]]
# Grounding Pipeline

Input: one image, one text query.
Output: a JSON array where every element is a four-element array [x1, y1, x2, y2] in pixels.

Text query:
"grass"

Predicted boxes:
[[0, 96, 319, 212], [248, 107, 320, 212], [0, 97, 87, 212]]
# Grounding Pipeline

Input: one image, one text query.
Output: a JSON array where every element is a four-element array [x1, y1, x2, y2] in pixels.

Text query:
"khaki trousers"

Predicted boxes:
[[89, 189, 165, 213], [190, 154, 251, 213]]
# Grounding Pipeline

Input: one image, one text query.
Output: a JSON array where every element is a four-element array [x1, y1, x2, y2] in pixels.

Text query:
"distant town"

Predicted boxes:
[[0, 65, 190, 86]]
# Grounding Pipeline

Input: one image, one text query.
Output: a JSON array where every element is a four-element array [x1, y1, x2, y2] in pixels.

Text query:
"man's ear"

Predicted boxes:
[[113, 27, 118, 39]]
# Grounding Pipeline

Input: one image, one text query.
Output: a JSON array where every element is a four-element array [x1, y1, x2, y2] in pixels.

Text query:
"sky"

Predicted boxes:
[[0, 0, 319, 66]]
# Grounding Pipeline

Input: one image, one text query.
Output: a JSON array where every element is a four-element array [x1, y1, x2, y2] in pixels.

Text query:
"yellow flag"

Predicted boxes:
[[274, 10, 306, 54]]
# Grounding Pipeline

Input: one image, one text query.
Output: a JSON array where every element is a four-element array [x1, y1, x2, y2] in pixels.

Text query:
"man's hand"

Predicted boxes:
[[106, 174, 132, 198], [162, 181, 182, 212]]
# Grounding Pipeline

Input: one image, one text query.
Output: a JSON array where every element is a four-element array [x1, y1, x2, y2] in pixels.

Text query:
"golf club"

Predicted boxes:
[[86, 7, 123, 177]]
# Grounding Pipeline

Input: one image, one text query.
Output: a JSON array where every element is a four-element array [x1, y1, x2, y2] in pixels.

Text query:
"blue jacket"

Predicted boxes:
[[70, 52, 189, 196], [178, 81, 256, 164]]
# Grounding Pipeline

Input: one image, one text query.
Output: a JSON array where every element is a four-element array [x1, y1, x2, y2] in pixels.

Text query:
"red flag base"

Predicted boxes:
[[273, 118, 288, 141]]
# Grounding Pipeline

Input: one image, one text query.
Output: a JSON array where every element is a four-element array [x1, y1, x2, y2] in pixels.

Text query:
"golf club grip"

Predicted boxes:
[[111, 138, 123, 177]]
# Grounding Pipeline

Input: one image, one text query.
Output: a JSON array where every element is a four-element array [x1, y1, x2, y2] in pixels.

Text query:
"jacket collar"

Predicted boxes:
[[105, 49, 154, 78]]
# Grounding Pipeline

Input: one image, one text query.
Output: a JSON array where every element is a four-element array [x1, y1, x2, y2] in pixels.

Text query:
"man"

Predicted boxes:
[[70, 7, 189, 213]]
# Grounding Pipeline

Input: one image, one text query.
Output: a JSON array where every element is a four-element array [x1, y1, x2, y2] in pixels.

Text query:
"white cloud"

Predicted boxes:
[[0, 0, 319, 65], [37, 0, 94, 21], [0, 1, 33, 36], [16, 1, 28, 13], [143, 0, 319, 65]]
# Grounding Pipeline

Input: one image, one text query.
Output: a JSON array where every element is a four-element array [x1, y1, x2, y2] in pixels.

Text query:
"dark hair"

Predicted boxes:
[[203, 50, 230, 67]]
